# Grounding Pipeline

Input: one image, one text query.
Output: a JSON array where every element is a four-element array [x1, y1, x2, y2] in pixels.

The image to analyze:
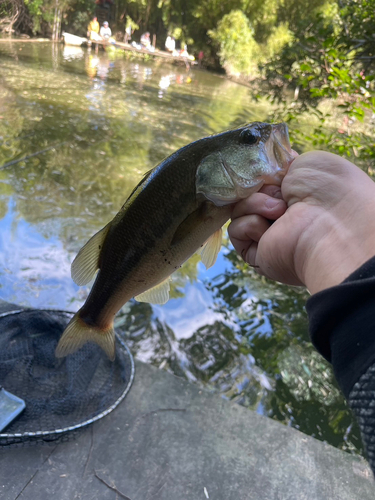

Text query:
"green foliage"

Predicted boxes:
[[66, 0, 96, 35], [262, 22, 293, 60], [208, 9, 293, 79], [262, 0, 375, 169], [70, 11, 90, 36], [24, 0, 73, 35], [208, 10, 259, 78], [24, 0, 45, 33], [125, 15, 139, 32], [277, 0, 335, 31], [171, 27, 182, 40], [315, 0, 341, 32]]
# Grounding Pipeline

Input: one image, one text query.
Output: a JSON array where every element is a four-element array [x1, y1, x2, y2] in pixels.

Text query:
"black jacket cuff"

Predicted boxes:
[[306, 256, 375, 399]]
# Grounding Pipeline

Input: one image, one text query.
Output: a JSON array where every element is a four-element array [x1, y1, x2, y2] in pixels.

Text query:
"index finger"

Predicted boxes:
[[231, 191, 287, 221]]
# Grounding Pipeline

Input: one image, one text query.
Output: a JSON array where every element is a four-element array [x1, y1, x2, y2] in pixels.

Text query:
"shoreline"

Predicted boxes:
[[0, 36, 197, 67], [0, 36, 268, 93]]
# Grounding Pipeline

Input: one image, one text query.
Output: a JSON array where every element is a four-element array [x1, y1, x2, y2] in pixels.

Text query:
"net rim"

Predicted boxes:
[[0, 308, 135, 438]]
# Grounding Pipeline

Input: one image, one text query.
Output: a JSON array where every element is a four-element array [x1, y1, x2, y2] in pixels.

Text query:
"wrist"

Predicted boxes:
[[297, 210, 375, 294]]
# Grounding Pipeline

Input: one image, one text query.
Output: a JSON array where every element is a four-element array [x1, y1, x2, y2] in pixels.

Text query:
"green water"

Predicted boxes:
[[0, 42, 363, 455]]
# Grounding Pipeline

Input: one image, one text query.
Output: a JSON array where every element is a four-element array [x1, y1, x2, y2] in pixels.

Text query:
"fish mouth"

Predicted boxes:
[[268, 123, 297, 172], [220, 123, 295, 198], [272, 123, 290, 149], [195, 122, 296, 206]]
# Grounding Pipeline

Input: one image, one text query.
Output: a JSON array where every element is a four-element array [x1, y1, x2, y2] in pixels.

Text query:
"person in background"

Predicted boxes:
[[198, 50, 204, 67], [87, 16, 100, 40], [125, 24, 132, 44], [140, 31, 151, 49], [165, 35, 175, 53], [180, 44, 189, 57], [228, 150, 375, 475], [100, 21, 112, 40]]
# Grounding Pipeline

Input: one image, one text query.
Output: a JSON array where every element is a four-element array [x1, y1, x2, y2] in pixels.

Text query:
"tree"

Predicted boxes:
[[0, 0, 33, 35], [261, 0, 375, 169], [208, 10, 259, 78], [24, 0, 72, 37]]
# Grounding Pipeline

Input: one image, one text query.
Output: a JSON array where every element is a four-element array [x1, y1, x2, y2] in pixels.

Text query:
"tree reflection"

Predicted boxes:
[[200, 250, 363, 454], [115, 246, 363, 455]]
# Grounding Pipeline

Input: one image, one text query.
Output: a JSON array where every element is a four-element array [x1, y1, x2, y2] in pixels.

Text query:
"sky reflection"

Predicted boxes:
[[0, 202, 79, 308]]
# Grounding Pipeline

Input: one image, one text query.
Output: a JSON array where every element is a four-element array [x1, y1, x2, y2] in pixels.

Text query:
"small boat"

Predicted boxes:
[[62, 32, 87, 46]]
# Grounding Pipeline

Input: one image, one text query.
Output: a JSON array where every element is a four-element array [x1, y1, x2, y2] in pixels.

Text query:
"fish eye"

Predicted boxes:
[[239, 128, 260, 145]]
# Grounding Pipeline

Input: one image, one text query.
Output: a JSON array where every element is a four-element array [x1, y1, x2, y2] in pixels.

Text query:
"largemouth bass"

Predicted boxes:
[[56, 122, 295, 360]]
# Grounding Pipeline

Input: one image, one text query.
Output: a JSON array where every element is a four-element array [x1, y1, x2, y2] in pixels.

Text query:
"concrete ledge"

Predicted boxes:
[[0, 359, 373, 500]]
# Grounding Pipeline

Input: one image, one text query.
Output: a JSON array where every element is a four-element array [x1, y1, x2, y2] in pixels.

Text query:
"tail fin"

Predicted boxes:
[[55, 311, 115, 361]]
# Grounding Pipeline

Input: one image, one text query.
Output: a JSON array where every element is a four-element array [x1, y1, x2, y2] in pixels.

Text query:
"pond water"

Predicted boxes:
[[0, 41, 363, 454]]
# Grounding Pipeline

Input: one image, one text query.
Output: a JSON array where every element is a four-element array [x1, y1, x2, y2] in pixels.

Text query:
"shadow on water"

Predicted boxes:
[[0, 42, 363, 455]]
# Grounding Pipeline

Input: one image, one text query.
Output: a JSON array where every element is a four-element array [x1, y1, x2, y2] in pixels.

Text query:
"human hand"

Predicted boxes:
[[228, 151, 375, 294]]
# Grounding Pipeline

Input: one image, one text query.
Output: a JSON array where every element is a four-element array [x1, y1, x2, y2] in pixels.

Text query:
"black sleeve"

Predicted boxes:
[[306, 256, 375, 474]]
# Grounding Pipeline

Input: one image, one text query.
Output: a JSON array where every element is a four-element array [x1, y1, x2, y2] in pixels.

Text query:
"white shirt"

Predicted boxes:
[[100, 26, 112, 39]]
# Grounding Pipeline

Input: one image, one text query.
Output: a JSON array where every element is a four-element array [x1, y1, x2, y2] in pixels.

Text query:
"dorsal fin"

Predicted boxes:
[[200, 227, 222, 269], [135, 277, 171, 305], [71, 223, 110, 286]]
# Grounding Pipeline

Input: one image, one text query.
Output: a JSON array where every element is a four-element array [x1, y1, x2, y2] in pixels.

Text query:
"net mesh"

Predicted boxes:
[[0, 307, 134, 446]]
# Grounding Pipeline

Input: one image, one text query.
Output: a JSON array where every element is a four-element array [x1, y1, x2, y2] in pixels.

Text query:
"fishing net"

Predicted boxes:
[[0, 306, 134, 446]]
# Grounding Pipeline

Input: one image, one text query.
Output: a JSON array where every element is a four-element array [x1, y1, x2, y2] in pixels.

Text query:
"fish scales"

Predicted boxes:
[[56, 122, 296, 360], [81, 145, 225, 328]]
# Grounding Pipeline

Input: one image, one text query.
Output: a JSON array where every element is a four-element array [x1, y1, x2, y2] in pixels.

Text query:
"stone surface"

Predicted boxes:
[[0, 359, 373, 500], [0, 301, 374, 499]]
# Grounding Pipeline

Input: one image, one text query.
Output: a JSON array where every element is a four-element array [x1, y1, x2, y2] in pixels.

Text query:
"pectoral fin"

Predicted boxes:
[[71, 223, 110, 286], [171, 202, 218, 247], [171, 207, 205, 247], [200, 227, 222, 269], [135, 277, 171, 305]]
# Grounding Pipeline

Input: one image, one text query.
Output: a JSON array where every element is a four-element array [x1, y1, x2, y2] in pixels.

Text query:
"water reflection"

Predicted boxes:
[[85, 54, 99, 79], [0, 201, 80, 308], [158, 74, 172, 98], [63, 45, 84, 61], [0, 42, 363, 455]]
